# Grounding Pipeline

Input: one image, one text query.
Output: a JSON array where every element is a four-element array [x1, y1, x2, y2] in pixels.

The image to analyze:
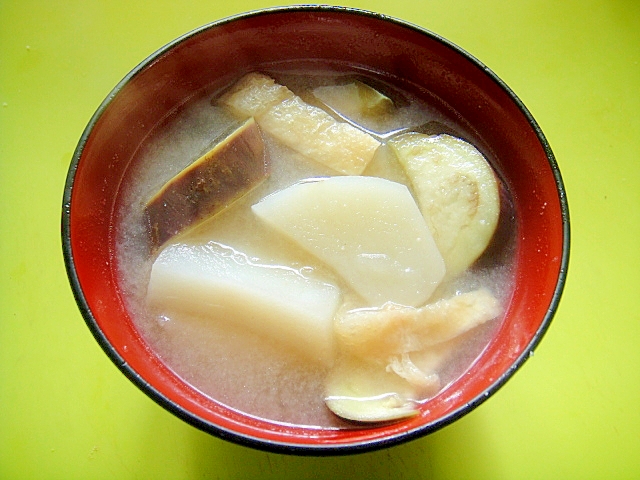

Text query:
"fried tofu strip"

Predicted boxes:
[[220, 73, 380, 175]]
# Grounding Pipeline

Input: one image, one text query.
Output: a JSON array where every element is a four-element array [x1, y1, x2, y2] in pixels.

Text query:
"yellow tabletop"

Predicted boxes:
[[1, 1, 638, 478]]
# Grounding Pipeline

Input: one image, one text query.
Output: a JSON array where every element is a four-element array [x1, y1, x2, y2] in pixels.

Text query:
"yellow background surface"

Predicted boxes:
[[1, 1, 638, 478]]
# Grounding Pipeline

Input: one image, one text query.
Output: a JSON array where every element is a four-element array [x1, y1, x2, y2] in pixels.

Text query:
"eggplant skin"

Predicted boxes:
[[144, 117, 267, 248]]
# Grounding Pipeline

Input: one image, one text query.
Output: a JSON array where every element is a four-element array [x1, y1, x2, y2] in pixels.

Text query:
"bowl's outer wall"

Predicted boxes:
[[66, 8, 567, 452]]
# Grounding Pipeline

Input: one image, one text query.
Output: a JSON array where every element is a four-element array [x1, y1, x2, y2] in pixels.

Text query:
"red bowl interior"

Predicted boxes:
[[62, 6, 569, 454]]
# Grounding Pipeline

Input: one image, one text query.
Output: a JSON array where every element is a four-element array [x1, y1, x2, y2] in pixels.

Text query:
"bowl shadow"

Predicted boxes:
[[184, 409, 496, 479]]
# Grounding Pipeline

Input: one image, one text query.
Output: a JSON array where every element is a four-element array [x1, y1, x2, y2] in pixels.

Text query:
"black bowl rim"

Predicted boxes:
[[61, 4, 570, 456]]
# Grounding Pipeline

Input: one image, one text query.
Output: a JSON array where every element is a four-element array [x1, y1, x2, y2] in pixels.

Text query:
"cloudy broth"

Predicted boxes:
[[114, 67, 516, 428]]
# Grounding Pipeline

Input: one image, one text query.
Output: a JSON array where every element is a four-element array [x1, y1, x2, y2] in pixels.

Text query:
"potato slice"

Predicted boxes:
[[334, 288, 502, 360], [389, 133, 500, 278], [312, 80, 394, 119], [220, 73, 380, 175], [251, 176, 445, 308], [146, 241, 341, 366], [144, 117, 267, 247]]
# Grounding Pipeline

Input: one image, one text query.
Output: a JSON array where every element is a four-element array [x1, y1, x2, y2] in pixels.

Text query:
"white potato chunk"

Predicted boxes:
[[146, 241, 341, 366], [251, 176, 446, 308], [389, 133, 501, 278], [220, 73, 380, 175]]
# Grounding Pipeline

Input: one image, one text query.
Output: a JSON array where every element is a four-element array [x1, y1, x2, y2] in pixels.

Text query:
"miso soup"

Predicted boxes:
[[114, 66, 516, 428]]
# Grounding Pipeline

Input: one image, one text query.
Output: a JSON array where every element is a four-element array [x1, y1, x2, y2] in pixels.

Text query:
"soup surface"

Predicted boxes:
[[115, 66, 516, 427]]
